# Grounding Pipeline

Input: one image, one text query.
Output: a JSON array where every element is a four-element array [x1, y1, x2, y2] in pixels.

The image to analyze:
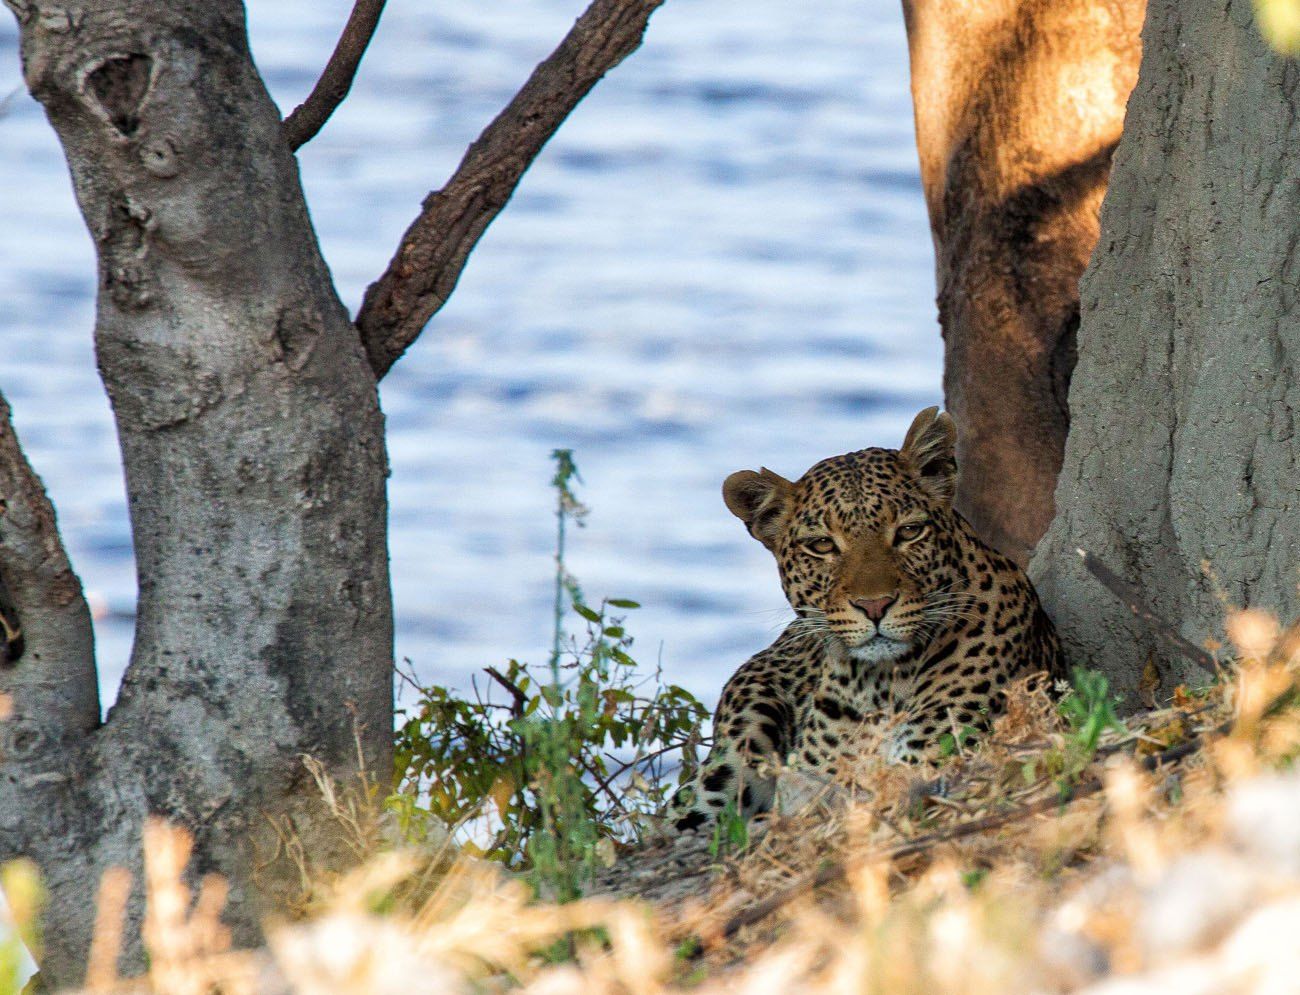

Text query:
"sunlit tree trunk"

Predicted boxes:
[[902, 0, 1143, 562], [1031, 0, 1300, 702]]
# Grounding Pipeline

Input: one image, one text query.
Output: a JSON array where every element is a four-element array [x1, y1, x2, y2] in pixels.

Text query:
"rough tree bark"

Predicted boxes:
[[355, 0, 663, 377], [901, 0, 1143, 562], [1, 1, 393, 980], [0, 0, 664, 984], [1031, 0, 1300, 702]]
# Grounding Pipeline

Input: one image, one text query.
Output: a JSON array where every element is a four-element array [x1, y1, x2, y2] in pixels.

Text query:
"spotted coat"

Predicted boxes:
[[674, 408, 1062, 829]]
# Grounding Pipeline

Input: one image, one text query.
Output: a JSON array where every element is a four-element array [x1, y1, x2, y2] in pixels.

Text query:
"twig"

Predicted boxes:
[[1077, 548, 1218, 673], [580, 756, 636, 820], [282, 0, 387, 151], [713, 730, 1217, 944], [603, 739, 697, 783], [392, 657, 426, 697], [485, 665, 528, 719], [355, 0, 666, 379]]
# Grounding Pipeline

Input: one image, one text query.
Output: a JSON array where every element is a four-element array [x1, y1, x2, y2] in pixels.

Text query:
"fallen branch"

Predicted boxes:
[[713, 730, 1215, 944], [1077, 548, 1219, 673], [282, 0, 387, 151], [355, 0, 666, 379]]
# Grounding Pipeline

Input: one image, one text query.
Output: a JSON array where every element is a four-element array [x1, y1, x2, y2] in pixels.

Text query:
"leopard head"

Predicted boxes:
[[723, 407, 964, 664]]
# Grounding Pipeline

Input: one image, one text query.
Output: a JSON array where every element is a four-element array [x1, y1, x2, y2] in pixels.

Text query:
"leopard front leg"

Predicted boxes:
[[671, 660, 797, 831]]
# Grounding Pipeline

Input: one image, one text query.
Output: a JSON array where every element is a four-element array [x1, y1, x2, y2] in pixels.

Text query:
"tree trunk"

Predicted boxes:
[[901, 0, 1143, 562], [0, 0, 665, 980], [1031, 0, 1300, 703], [1, 1, 393, 982]]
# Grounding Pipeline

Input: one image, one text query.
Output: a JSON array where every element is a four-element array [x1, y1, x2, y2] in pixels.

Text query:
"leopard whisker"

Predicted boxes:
[[750, 604, 800, 613], [789, 617, 829, 629], [920, 615, 978, 637], [923, 606, 980, 622], [791, 605, 827, 619], [785, 616, 831, 639], [921, 605, 981, 625], [923, 594, 978, 609]]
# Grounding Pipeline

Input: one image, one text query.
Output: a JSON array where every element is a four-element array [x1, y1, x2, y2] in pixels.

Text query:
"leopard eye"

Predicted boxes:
[[802, 537, 838, 556], [894, 522, 928, 544]]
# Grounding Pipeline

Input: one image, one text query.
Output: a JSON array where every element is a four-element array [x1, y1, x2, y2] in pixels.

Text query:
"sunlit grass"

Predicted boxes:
[[7, 603, 1300, 993]]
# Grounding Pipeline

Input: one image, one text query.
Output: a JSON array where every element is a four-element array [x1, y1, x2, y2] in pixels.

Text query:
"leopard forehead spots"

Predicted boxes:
[[674, 408, 1065, 830], [790, 450, 930, 530]]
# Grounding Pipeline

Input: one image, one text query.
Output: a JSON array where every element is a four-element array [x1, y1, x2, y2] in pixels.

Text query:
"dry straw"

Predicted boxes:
[[19, 606, 1300, 995]]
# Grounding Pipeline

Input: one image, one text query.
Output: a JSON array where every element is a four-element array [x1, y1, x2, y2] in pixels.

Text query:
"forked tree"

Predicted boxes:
[[0, 0, 663, 981], [901, 0, 1144, 562], [908, 0, 1300, 704], [10, 0, 1293, 982]]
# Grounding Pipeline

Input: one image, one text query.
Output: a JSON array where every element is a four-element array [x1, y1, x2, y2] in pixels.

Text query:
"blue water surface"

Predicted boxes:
[[0, 0, 939, 708]]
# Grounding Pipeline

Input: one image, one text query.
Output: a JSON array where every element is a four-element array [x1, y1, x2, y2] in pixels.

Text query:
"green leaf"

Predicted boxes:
[[573, 603, 603, 623]]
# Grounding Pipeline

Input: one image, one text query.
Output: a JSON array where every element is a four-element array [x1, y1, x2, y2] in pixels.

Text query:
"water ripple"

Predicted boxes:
[[0, 0, 939, 709]]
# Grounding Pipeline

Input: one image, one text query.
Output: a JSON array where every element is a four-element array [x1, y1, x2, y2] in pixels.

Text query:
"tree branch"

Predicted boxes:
[[0, 386, 100, 939], [0, 391, 99, 744], [281, 0, 387, 152], [1076, 548, 1219, 674], [713, 730, 1215, 945], [485, 665, 528, 719], [355, 0, 666, 379]]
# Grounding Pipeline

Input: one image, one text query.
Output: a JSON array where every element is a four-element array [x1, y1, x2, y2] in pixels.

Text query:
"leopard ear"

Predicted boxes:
[[900, 406, 957, 505], [723, 467, 794, 551]]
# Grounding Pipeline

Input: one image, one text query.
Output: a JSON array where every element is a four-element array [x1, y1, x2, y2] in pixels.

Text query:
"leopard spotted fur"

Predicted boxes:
[[674, 407, 1062, 829]]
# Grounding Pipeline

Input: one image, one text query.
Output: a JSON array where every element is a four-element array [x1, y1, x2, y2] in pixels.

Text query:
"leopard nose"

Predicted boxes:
[[850, 594, 897, 622]]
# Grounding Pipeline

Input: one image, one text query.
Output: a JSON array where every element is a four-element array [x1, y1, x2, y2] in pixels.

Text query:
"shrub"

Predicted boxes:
[[389, 451, 709, 898]]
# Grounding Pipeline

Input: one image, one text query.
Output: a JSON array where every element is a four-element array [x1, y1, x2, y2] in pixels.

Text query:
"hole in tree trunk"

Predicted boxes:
[[87, 53, 152, 137]]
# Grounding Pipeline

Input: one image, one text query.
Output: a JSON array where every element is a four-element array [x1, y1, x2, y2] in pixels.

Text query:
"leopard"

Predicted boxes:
[[673, 406, 1062, 830]]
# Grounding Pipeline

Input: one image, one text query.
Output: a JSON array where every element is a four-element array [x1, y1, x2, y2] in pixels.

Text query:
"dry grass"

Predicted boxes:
[[15, 608, 1300, 994]]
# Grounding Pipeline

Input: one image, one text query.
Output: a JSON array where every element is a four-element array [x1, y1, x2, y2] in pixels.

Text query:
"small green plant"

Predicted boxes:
[[1054, 667, 1125, 794], [938, 724, 981, 757], [960, 867, 988, 891], [674, 936, 703, 961], [708, 798, 749, 858], [1059, 668, 1123, 756], [391, 451, 709, 899]]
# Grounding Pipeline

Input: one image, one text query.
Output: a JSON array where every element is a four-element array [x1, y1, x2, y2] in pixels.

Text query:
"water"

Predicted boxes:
[[0, 0, 938, 709]]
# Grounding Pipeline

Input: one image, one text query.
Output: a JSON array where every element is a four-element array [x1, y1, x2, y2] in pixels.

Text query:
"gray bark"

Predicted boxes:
[[0, 395, 100, 979], [2, 0, 393, 982], [1031, 0, 1300, 703], [0, 0, 666, 982]]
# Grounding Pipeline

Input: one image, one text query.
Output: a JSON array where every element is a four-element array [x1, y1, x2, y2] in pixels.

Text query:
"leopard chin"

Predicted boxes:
[[846, 634, 912, 663]]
